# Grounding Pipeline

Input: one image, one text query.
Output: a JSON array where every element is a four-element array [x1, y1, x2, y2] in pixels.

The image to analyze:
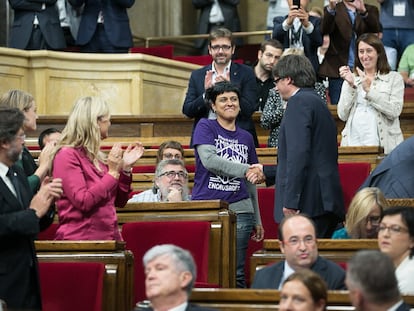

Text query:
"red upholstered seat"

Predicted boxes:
[[245, 187, 278, 287], [338, 162, 371, 211], [37, 223, 58, 240], [404, 87, 414, 102], [39, 262, 105, 311], [121, 221, 212, 303], [129, 45, 174, 59], [173, 55, 213, 65]]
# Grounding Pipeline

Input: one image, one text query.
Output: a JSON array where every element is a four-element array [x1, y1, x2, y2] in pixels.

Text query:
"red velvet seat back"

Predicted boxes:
[[338, 162, 371, 211], [245, 187, 278, 286], [129, 45, 174, 59], [39, 262, 105, 311], [121, 221, 211, 303]]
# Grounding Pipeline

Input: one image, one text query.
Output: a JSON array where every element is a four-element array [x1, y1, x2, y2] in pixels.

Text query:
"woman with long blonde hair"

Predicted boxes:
[[52, 96, 144, 240]]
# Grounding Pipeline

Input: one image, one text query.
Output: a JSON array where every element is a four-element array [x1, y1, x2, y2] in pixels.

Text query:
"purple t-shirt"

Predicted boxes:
[[191, 118, 258, 204]]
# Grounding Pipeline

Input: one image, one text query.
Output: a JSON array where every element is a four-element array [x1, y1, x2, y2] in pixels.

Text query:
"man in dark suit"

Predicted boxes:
[[137, 244, 218, 311], [272, 54, 345, 238], [68, 0, 135, 53], [182, 27, 258, 147], [192, 0, 241, 55], [0, 108, 62, 310], [272, 0, 322, 75], [360, 135, 414, 198], [346, 250, 411, 311], [251, 214, 346, 290], [8, 0, 66, 50]]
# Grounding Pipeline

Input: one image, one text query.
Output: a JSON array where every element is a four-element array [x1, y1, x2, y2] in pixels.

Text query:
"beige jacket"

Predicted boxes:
[[337, 71, 404, 154]]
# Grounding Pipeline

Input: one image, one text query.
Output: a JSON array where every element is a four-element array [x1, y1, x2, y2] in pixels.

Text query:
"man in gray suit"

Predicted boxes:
[[8, 0, 66, 50]]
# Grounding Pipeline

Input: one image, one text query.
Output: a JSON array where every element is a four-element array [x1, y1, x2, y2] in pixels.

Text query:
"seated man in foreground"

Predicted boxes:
[[137, 244, 218, 311], [128, 159, 190, 202], [251, 214, 346, 290]]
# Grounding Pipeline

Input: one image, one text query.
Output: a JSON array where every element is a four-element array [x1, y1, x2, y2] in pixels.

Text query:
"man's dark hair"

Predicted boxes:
[[272, 54, 316, 88], [0, 107, 25, 144], [38, 127, 61, 150], [209, 27, 234, 46], [260, 39, 283, 53], [347, 250, 400, 305], [205, 81, 240, 107]]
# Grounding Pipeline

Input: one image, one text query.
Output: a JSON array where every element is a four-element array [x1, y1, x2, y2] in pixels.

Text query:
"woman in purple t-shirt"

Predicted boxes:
[[192, 81, 264, 288]]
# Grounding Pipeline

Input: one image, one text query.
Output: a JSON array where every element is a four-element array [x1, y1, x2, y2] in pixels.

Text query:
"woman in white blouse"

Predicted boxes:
[[337, 33, 404, 154]]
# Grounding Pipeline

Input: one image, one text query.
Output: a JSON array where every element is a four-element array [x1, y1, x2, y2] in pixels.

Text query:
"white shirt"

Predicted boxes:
[[396, 255, 414, 295], [0, 162, 18, 197]]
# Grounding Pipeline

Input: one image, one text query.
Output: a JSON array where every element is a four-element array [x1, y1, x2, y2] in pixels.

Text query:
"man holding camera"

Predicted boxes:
[[272, 0, 323, 75]]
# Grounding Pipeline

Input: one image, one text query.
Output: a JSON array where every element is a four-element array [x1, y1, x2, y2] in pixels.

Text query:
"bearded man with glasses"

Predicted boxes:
[[252, 214, 346, 290], [182, 27, 258, 147]]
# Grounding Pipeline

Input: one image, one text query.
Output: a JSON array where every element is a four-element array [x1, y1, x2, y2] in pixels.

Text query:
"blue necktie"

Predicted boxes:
[[7, 167, 23, 205]]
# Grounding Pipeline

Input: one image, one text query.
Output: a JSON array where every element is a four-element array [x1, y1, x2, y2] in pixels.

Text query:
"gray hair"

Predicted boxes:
[[143, 244, 196, 295], [347, 250, 400, 304]]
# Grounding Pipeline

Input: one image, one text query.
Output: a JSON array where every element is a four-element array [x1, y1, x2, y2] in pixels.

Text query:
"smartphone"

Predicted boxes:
[[293, 0, 300, 9]]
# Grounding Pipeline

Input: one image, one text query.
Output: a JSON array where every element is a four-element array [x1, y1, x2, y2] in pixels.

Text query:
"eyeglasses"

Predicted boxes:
[[284, 235, 315, 247], [15, 133, 26, 141], [366, 216, 381, 225], [163, 153, 183, 160], [210, 45, 232, 52], [273, 77, 284, 85], [377, 224, 409, 235], [159, 170, 188, 179]]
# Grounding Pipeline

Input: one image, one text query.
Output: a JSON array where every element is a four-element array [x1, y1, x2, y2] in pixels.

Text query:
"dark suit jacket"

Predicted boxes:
[[69, 0, 134, 48], [0, 165, 41, 309], [251, 256, 346, 290], [192, 0, 241, 49], [8, 0, 66, 50], [360, 135, 414, 198], [274, 88, 345, 222], [396, 302, 412, 311], [272, 15, 322, 75], [319, 3, 380, 78], [182, 62, 258, 146]]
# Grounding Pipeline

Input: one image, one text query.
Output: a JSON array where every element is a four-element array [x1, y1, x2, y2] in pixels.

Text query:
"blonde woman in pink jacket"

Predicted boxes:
[[52, 96, 144, 240]]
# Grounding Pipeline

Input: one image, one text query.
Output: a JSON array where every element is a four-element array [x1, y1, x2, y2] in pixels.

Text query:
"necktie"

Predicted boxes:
[[7, 167, 23, 205]]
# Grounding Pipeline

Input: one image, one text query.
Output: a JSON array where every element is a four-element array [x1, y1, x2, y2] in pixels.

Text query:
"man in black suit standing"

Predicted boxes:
[[251, 214, 346, 290], [192, 0, 241, 55], [8, 0, 66, 50], [0, 108, 62, 310], [346, 250, 412, 311], [139, 244, 217, 311], [182, 27, 258, 147], [272, 54, 344, 238], [68, 0, 135, 53]]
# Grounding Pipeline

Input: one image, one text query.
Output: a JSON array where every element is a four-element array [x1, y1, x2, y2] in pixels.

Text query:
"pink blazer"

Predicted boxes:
[[52, 147, 131, 240]]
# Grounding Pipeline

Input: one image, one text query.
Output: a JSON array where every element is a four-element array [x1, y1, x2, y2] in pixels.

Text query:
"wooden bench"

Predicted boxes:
[[387, 198, 414, 207], [35, 240, 134, 311], [189, 288, 414, 311], [116, 200, 236, 288], [250, 239, 379, 285]]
